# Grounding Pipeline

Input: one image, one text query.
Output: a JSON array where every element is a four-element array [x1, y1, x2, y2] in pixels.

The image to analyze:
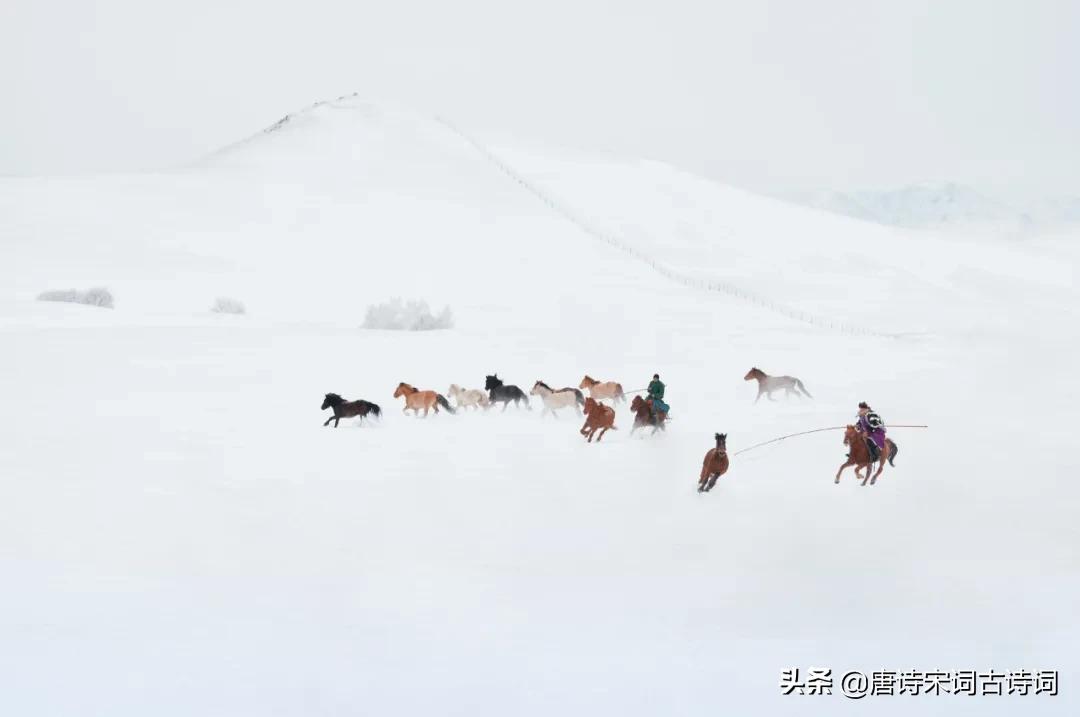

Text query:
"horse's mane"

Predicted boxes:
[[536, 380, 552, 391], [325, 393, 343, 404]]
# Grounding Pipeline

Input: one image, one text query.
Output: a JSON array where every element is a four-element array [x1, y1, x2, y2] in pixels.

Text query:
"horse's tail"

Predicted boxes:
[[887, 439, 898, 466], [573, 388, 585, 405], [369, 402, 382, 419], [436, 394, 456, 414], [615, 383, 625, 402], [795, 378, 812, 398]]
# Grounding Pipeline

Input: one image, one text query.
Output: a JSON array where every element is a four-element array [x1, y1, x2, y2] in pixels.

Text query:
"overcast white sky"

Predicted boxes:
[[2, 0, 1077, 195]]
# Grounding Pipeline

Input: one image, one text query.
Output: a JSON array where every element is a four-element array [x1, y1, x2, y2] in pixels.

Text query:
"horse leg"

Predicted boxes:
[[334, 416, 341, 427], [707, 473, 719, 491], [323, 416, 334, 426], [835, 462, 851, 483], [596, 426, 608, 442], [502, 400, 509, 413], [767, 390, 776, 402], [860, 464, 870, 486]]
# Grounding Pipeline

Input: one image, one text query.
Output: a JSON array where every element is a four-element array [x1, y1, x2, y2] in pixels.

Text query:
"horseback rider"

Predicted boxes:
[[855, 401, 886, 462], [647, 373, 669, 421]]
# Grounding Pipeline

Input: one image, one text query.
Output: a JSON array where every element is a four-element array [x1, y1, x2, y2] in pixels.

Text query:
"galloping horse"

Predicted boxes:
[[579, 397, 616, 442], [394, 382, 455, 417], [698, 433, 729, 492], [744, 367, 812, 403], [630, 395, 666, 436], [448, 384, 490, 411], [579, 375, 625, 403], [485, 374, 530, 411], [531, 380, 584, 417], [321, 393, 381, 427], [835, 424, 898, 486]]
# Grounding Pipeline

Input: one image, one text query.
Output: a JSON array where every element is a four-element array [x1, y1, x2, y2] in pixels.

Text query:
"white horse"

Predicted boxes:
[[448, 384, 490, 411], [531, 381, 585, 417], [744, 367, 812, 403]]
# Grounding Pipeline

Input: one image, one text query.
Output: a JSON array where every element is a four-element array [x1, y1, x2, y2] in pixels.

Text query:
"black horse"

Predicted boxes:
[[321, 393, 382, 427], [484, 374, 530, 412]]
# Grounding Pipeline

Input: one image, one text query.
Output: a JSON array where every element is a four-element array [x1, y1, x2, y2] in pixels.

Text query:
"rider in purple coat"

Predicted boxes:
[[856, 401, 886, 461]]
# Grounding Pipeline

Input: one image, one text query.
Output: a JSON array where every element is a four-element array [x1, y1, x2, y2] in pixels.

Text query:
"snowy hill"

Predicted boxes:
[[2, 97, 1079, 715]]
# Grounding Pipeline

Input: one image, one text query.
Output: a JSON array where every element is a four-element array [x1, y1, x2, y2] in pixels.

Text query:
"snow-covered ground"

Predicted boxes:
[[2, 98, 1078, 715]]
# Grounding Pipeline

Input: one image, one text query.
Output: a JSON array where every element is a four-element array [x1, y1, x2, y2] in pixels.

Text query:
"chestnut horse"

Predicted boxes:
[[579, 375, 625, 403], [579, 397, 617, 442], [394, 382, 455, 417], [630, 395, 666, 435], [744, 367, 812, 402], [699, 433, 729, 492], [836, 424, 898, 486], [321, 393, 381, 427]]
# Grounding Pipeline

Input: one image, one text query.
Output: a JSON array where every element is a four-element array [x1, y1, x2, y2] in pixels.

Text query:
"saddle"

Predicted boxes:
[[648, 397, 669, 421]]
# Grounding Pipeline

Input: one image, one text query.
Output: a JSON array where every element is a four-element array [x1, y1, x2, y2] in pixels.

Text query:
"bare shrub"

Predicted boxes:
[[37, 287, 114, 309], [210, 297, 246, 315], [361, 298, 453, 331]]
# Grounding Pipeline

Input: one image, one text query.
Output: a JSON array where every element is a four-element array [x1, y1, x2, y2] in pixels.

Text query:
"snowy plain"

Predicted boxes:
[[2, 98, 1078, 715]]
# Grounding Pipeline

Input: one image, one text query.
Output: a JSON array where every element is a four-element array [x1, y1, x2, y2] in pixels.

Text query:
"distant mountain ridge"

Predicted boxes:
[[800, 182, 1080, 233]]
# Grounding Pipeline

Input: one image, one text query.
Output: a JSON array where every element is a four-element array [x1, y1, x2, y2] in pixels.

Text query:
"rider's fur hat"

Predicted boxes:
[[858, 401, 870, 409]]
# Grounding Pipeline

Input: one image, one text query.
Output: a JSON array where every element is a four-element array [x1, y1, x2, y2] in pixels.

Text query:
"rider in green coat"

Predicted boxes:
[[647, 374, 669, 419]]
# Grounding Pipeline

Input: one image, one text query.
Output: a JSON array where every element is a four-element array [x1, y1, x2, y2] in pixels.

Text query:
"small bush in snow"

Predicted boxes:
[[210, 297, 246, 315], [37, 287, 114, 309], [362, 298, 453, 331]]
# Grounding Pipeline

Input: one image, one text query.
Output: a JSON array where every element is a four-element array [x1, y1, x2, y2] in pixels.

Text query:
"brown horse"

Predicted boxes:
[[321, 393, 381, 427], [836, 425, 898, 486], [579, 397, 617, 442], [744, 367, 812, 403], [630, 395, 666, 435], [579, 375, 625, 403], [393, 382, 455, 417], [699, 433, 729, 492]]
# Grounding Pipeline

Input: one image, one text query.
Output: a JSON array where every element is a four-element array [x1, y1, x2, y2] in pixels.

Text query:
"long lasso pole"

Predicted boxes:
[[733, 424, 929, 456]]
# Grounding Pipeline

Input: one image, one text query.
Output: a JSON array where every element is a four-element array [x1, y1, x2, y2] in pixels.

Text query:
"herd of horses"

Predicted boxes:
[[321, 367, 898, 491]]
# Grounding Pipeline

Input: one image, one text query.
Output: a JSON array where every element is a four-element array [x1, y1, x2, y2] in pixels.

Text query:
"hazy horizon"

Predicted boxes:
[[3, 0, 1078, 197]]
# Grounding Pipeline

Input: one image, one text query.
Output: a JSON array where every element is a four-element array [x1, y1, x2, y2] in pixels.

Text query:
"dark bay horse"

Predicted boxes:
[[836, 425, 898, 486], [485, 374, 530, 411], [321, 393, 382, 427], [630, 395, 666, 436], [699, 433, 729, 492]]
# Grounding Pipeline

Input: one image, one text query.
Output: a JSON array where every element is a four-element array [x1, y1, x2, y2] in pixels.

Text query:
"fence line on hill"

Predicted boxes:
[[436, 117, 898, 339]]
